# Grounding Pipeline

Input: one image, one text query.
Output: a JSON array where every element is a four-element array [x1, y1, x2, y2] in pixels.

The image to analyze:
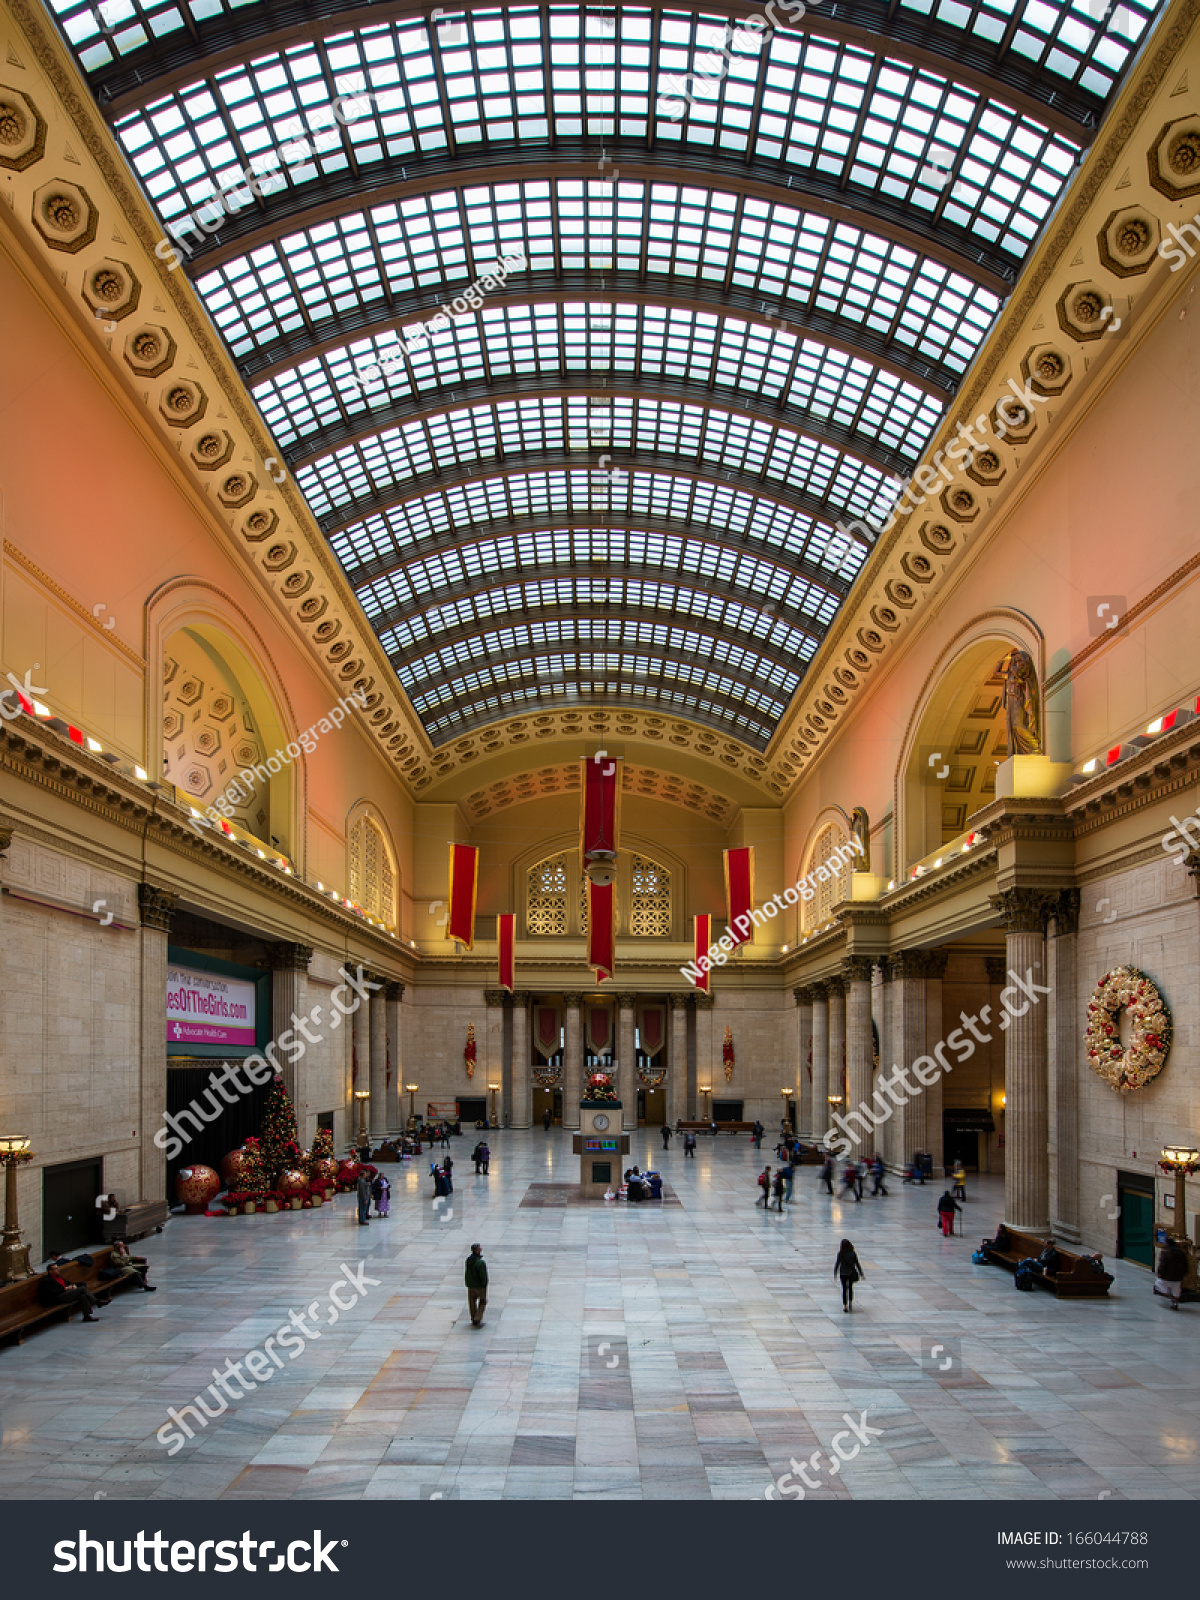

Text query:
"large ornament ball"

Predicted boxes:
[[311, 1157, 338, 1186], [220, 1148, 250, 1186], [279, 1168, 309, 1198], [175, 1164, 221, 1213]]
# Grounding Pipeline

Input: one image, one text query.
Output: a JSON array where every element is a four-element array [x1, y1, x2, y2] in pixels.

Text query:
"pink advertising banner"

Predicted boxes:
[[166, 965, 257, 1048]]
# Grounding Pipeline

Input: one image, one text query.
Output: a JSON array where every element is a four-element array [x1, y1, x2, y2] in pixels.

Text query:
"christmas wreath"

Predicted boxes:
[[1084, 965, 1171, 1093]]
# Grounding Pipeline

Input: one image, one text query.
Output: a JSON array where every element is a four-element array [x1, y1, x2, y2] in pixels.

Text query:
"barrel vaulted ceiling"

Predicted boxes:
[[47, 0, 1164, 750]]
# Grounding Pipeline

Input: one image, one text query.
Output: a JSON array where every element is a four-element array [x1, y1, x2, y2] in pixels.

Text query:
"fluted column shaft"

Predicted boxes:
[[993, 891, 1054, 1233], [811, 984, 829, 1147], [384, 983, 404, 1133], [139, 886, 176, 1203], [669, 996, 688, 1128], [794, 988, 814, 1139], [1050, 893, 1081, 1240], [843, 961, 874, 1157], [923, 951, 949, 1173], [368, 977, 388, 1138], [879, 961, 898, 1169], [827, 979, 846, 1110], [564, 994, 583, 1130], [511, 992, 532, 1129], [617, 993, 636, 1113], [892, 951, 928, 1167]]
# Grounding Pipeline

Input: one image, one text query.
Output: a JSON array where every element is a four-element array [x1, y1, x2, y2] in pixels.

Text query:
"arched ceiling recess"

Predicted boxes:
[[50, 0, 1164, 752]]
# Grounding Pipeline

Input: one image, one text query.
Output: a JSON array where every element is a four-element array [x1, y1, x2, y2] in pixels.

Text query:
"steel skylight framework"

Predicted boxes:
[[48, 0, 1165, 750]]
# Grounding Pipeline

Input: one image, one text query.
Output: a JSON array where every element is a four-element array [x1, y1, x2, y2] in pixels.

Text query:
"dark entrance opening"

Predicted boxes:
[[713, 1099, 743, 1121], [43, 1158, 104, 1256], [165, 1062, 273, 1196], [1117, 1169, 1155, 1267], [458, 1097, 487, 1124]]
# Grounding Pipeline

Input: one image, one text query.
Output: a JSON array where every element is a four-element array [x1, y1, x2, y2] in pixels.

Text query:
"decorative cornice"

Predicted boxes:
[[989, 886, 1062, 934], [1051, 888, 1082, 938], [4, 541, 146, 669], [266, 942, 313, 972], [137, 882, 176, 931], [841, 956, 876, 986]]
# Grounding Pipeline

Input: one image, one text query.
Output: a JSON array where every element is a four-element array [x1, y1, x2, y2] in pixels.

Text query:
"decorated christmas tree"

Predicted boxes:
[[306, 1126, 334, 1180], [237, 1135, 269, 1198], [259, 1075, 302, 1185]]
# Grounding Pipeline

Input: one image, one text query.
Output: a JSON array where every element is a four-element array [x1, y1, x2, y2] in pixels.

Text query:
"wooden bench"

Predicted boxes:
[[982, 1225, 1113, 1297], [0, 1248, 143, 1346], [101, 1199, 169, 1243], [675, 1121, 756, 1134]]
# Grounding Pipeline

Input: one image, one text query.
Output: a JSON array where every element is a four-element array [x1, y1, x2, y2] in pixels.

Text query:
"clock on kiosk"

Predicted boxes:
[[575, 1074, 629, 1198]]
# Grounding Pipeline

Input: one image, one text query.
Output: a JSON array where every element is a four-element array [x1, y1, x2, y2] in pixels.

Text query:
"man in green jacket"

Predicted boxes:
[[465, 1242, 488, 1326]]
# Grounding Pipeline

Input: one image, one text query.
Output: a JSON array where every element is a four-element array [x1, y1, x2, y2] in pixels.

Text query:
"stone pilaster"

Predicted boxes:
[[842, 959, 874, 1158], [511, 991, 532, 1129], [138, 885, 177, 1205], [890, 949, 929, 1170], [811, 982, 829, 1147], [351, 960, 370, 1118], [878, 959, 897, 1168], [794, 986, 814, 1139], [923, 949, 949, 1172], [1050, 890, 1081, 1241], [827, 975, 846, 1122], [385, 982, 404, 1133], [564, 992, 584, 1130], [693, 991, 713, 1118], [485, 989, 506, 1126], [991, 889, 1057, 1233], [669, 995, 689, 1128], [266, 942, 313, 1130], [366, 973, 388, 1138]]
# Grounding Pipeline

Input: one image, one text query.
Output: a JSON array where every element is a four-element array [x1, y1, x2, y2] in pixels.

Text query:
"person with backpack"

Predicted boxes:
[[870, 1154, 888, 1196], [840, 1160, 861, 1202], [472, 1141, 485, 1174], [936, 1189, 960, 1236], [834, 1238, 864, 1313], [757, 1166, 771, 1208], [771, 1170, 786, 1212], [684, 1132, 696, 1158]]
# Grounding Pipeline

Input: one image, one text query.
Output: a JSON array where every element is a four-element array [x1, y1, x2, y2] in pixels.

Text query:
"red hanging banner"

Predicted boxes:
[[534, 1002, 563, 1058], [580, 753, 621, 866], [589, 879, 615, 984], [693, 913, 712, 994], [497, 912, 515, 993], [446, 843, 479, 949], [638, 1002, 666, 1057], [723, 846, 755, 950]]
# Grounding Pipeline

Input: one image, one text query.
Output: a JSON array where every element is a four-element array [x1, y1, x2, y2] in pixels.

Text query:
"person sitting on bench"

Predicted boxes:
[[39, 1262, 104, 1322], [100, 1239, 157, 1292]]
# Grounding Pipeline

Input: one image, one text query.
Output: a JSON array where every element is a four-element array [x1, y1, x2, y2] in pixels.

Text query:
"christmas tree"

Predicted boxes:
[[306, 1126, 333, 1179], [238, 1135, 269, 1198], [259, 1075, 301, 1185]]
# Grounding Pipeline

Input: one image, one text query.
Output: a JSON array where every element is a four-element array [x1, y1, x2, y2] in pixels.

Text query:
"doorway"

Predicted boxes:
[[713, 1099, 744, 1122], [43, 1158, 104, 1256], [640, 1085, 666, 1125], [1118, 1171, 1155, 1267], [458, 1097, 487, 1125], [532, 1086, 563, 1126]]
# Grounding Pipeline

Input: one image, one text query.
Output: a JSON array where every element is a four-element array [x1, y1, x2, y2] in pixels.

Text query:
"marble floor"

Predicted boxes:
[[1, 1130, 1196, 1501]]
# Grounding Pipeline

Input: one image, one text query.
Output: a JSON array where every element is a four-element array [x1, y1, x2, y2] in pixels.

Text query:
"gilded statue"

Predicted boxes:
[[849, 806, 870, 873], [995, 647, 1042, 756]]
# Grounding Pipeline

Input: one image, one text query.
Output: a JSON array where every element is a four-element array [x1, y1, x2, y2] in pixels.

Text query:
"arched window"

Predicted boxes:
[[630, 853, 671, 937], [349, 814, 397, 927], [527, 853, 569, 935], [803, 825, 849, 932]]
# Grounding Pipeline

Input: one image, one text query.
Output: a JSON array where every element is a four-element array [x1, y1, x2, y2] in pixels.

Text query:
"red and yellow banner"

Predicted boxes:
[[580, 752, 621, 866], [446, 843, 479, 949], [723, 846, 755, 950], [589, 879, 615, 983], [638, 1002, 666, 1057], [586, 1004, 613, 1057], [693, 913, 712, 994], [497, 912, 515, 992], [534, 1002, 563, 1058]]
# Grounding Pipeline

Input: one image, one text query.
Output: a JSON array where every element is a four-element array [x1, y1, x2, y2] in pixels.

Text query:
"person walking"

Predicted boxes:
[[443, 1153, 454, 1192], [853, 1161, 865, 1201], [839, 1160, 861, 1202], [951, 1160, 967, 1201], [780, 1160, 795, 1204], [543, 1108, 552, 1132], [757, 1166, 772, 1208], [771, 1170, 786, 1212], [684, 1132, 696, 1158], [661, 1125, 672, 1152], [1156, 1238, 1189, 1309], [465, 1243, 488, 1327], [936, 1189, 961, 1237], [820, 1154, 835, 1194], [870, 1154, 888, 1196], [479, 1140, 490, 1175], [356, 1169, 372, 1225], [834, 1238, 864, 1313], [372, 1172, 391, 1217], [753, 1120, 764, 1150], [472, 1140, 485, 1174]]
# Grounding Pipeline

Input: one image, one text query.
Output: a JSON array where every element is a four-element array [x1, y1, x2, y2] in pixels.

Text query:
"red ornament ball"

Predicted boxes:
[[279, 1169, 309, 1198], [175, 1164, 221, 1214]]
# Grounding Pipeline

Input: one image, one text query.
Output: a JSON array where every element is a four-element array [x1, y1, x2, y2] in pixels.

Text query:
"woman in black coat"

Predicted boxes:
[[834, 1238, 864, 1312]]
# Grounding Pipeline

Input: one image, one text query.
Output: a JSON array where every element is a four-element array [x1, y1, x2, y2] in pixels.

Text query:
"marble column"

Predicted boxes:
[[842, 959, 874, 1158], [668, 995, 688, 1128], [1050, 891, 1081, 1242], [351, 963, 370, 1126], [138, 884, 177, 1205], [616, 992, 636, 1119], [794, 986, 814, 1139], [267, 943, 313, 1136], [827, 975, 846, 1122], [368, 973, 388, 1139], [890, 949, 929, 1169], [564, 992, 584, 1130], [878, 958, 898, 1169], [992, 889, 1055, 1233], [923, 950, 949, 1174], [984, 956, 1007, 1177], [811, 982, 829, 1147], [384, 981, 404, 1134], [510, 992, 532, 1129], [693, 992, 713, 1116], [484, 989, 505, 1127]]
